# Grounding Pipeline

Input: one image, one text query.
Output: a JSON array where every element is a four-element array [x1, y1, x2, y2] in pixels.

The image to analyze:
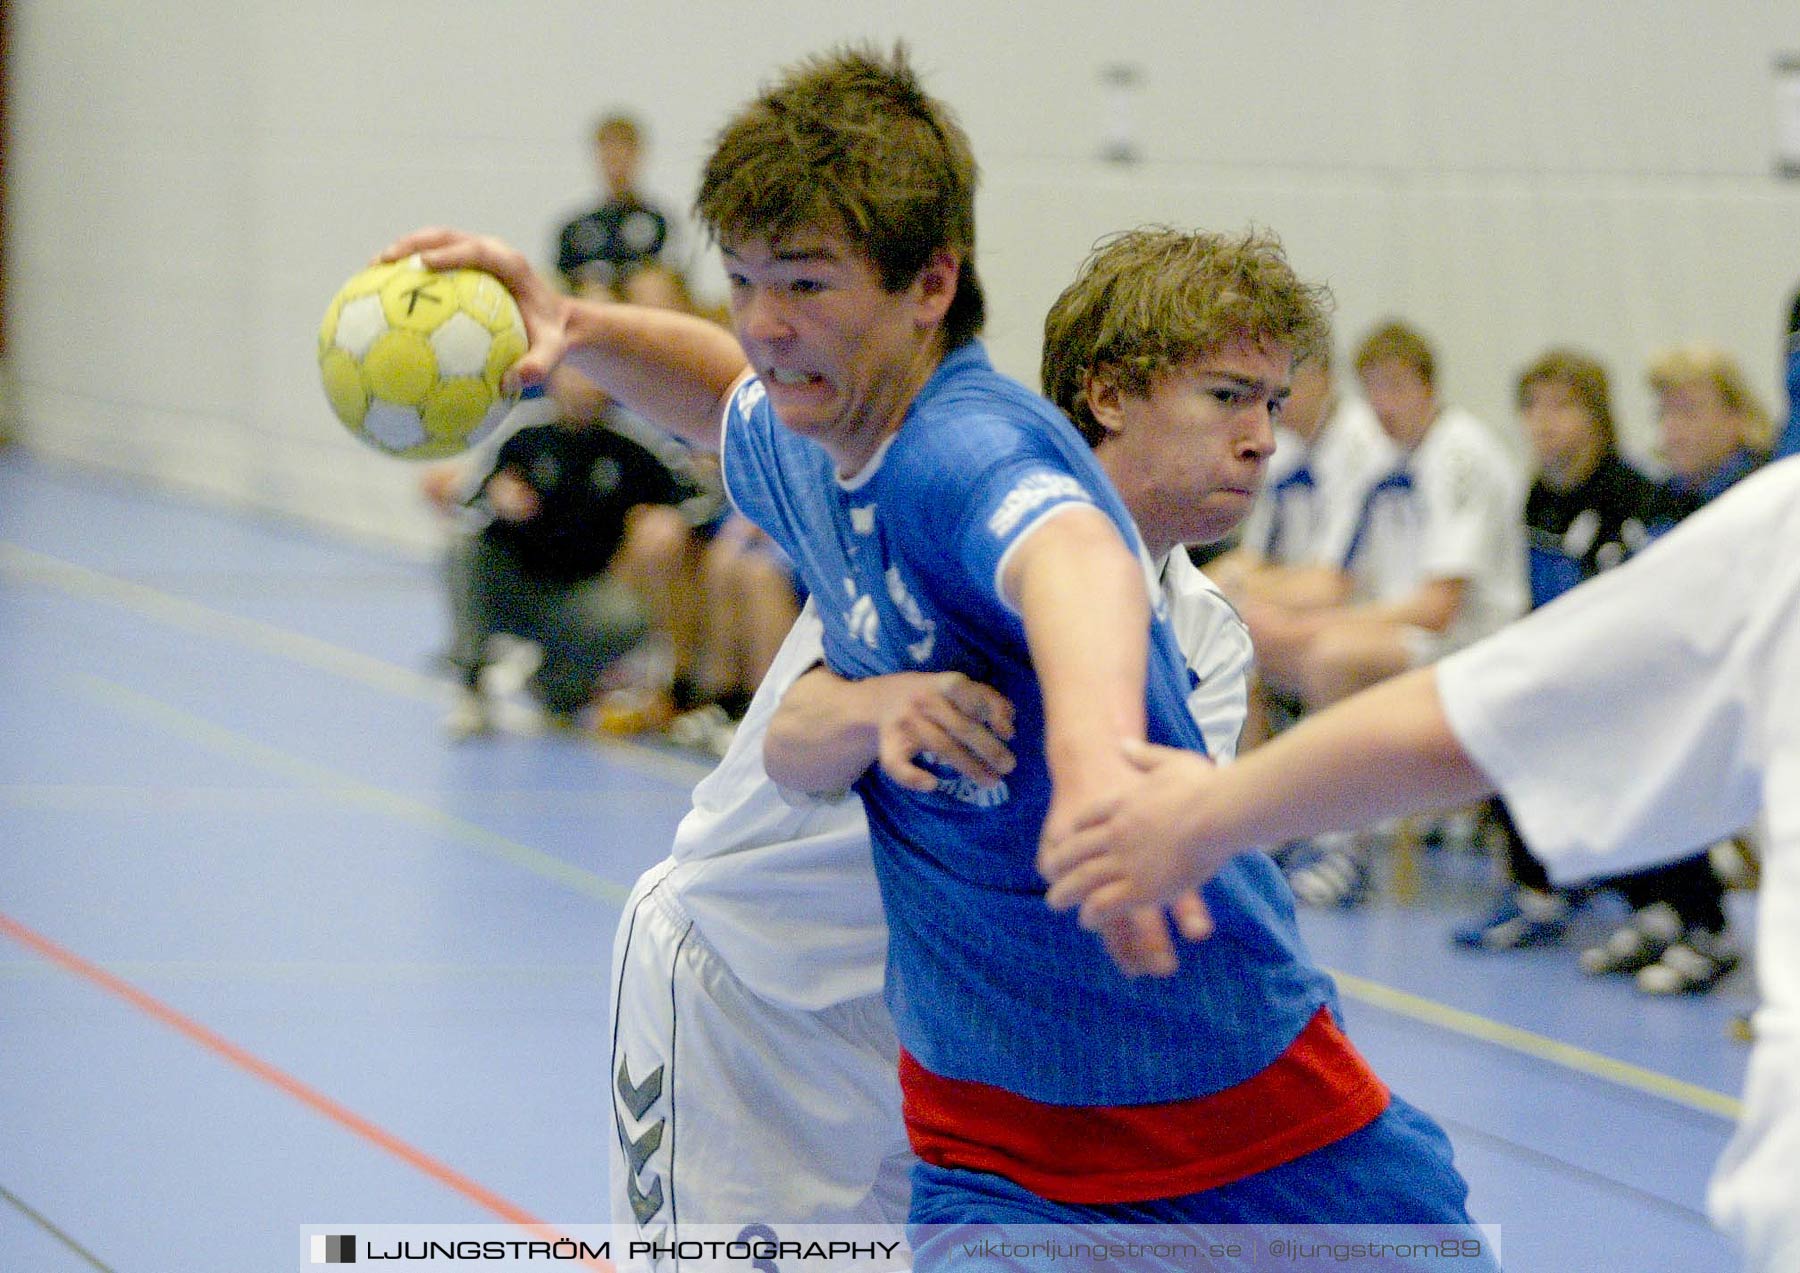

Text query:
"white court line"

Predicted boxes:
[[0, 540, 712, 788], [0, 541, 443, 701], [1330, 968, 1742, 1120], [68, 673, 632, 906]]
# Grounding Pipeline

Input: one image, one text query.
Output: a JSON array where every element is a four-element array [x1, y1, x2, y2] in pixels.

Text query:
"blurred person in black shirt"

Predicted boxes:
[[425, 377, 704, 736], [1454, 349, 1673, 954], [555, 112, 672, 297]]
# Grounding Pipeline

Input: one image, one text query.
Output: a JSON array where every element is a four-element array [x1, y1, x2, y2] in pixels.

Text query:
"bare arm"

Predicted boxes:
[[1211, 551, 1354, 613], [1351, 576, 1466, 633], [1007, 507, 1214, 973], [382, 228, 749, 451], [1041, 665, 1495, 923], [1004, 507, 1149, 801], [1255, 576, 1463, 637], [763, 666, 1016, 797]]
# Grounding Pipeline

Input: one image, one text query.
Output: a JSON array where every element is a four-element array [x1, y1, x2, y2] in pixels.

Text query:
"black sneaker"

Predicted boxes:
[[1452, 887, 1571, 951], [1578, 901, 1681, 976], [1636, 928, 1741, 995]]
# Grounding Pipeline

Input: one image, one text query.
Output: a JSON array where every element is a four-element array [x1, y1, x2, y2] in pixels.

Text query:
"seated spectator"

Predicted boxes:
[[1208, 343, 1393, 747], [555, 111, 673, 298], [665, 514, 804, 755], [1244, 319, 1527, 906], [1653, 341, 1776, 515], [587, 261, 800, 756], [1450, 349, 1671, 952], [1572, 343, 1775, 993], [423, 374, 704, 739]]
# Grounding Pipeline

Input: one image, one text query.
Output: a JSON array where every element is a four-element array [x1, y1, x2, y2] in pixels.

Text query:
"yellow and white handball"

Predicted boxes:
[[317, 256, 528, 459]]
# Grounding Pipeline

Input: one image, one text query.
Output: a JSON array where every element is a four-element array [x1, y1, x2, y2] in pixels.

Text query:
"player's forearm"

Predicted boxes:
[[1008, 510, 1149, 795], [763, 666, 882, 795], [1194, 667, 1493, 860], [558, 302, 750, 451]]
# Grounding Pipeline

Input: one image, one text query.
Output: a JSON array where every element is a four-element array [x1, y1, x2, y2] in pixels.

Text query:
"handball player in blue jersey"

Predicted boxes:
[[384, 43, 1490, 1265]]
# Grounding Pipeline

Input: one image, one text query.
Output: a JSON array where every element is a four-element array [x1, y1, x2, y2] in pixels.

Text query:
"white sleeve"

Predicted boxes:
[[1437, 461, 1800, 884], [1158, 552, 1253, 761]]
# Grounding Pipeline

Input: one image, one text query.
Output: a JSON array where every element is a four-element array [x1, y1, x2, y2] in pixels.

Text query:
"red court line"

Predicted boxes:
[[0, 911, 614, 1273]]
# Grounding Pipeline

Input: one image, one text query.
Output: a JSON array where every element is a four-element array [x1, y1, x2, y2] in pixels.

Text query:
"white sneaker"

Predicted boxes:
[[444, 687, 493, 741], [477, 637, 544, 697], [1578, 901, 1681, 976], [668, 704, 737, 758], [1283, 832, 1370, 909]]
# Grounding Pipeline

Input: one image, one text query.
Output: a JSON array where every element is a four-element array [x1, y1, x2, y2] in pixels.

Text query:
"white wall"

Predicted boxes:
[[8, 0, 1798, 552]]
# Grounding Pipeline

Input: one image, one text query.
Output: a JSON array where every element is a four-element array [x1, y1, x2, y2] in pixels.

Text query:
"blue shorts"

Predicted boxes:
[[908, 1095, 1500, 1271]]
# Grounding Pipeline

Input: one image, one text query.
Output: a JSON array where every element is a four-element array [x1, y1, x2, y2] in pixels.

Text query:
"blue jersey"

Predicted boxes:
[[722, 342, 1336, 1106]]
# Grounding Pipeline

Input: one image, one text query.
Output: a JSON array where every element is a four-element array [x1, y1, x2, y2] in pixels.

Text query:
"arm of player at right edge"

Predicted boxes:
[[381, 227, 750, 452], [1040, 664, 1494, 927]]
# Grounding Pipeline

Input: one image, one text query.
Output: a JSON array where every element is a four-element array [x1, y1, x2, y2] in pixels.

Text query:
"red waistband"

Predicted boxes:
[[900, 1007, 1390, 1204]]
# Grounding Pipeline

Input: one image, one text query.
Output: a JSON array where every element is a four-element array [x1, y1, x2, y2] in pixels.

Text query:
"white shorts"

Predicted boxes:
[[608, 859, 914, 1245]]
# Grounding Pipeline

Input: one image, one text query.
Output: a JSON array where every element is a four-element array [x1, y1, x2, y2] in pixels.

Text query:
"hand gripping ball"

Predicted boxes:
[[318, 257, 528, 459]]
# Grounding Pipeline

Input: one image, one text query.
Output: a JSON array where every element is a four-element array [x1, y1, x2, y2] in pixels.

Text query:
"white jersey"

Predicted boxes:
[[1239, 397, 1394, 567], [660, 602, 881, 1011], [1324, 404, 1528, 650], [1437, 457, 1800, 1273], [659, 551, 1251, 1013], [1157, 547, 1254, 760]]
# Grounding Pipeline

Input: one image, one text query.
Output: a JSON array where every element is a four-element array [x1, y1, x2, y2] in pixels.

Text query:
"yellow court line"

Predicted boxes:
[[71, 674, 631, 906], [3, 541, 1741, 1124], [1328, 967, 1744, 1121]]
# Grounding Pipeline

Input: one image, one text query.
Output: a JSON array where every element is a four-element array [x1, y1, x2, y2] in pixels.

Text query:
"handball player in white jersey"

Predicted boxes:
[[1040, 456, 1800, 1273]]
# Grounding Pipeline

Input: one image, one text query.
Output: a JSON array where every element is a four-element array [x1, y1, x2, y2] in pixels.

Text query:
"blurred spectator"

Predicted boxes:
[[1651, 342, 1775, 515], [1245, 319, 1527, 907], [1208, 344, 1393, 746], [1450, 349, 1670, 953], [1212, 343, 1394, 603], [587, 261, 802, 756], [425, 384, 704, 739], [556, 112, 673, 298]]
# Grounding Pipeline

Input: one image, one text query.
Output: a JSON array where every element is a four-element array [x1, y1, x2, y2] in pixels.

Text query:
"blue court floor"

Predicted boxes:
[[0, 450, 1758, 1272]]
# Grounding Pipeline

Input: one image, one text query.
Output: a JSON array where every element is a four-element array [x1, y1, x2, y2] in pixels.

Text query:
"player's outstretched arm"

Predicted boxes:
[[1041, 665, 1495, 927], [763, 665, 1016, 798], [1004, 507, 1218, 975], [380, 228, 749, 451]]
